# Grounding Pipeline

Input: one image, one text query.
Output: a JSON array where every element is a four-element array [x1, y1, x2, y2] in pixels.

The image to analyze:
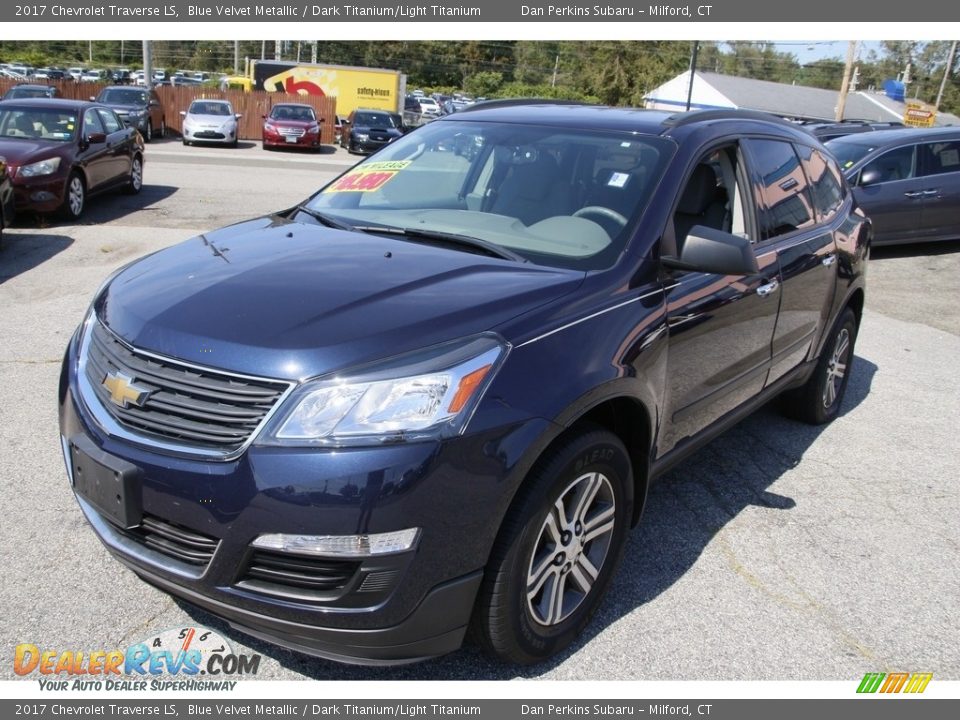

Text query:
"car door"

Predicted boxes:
[[78, 107, 110, 191], [741, 138, 839, 386], [660, 142, 780, 451], [916, 136, 960, 242], [97, 107, 131, 185], [852, 143, 924, 245]]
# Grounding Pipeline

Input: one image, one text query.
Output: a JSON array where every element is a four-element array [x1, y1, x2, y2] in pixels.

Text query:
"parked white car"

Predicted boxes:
[[180, 99, 241, 147]]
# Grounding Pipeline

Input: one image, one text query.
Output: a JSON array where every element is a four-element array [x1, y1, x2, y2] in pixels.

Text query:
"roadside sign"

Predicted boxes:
[[904, 102, 937, 128]]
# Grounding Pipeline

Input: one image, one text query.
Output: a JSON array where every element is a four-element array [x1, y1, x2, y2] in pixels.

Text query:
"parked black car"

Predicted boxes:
[[60, 104, 868, 666], [827, 126, 960, 245], [802, 119, 905, 142], [0, 98, 144, 220], [93, 86, 166, 142], [340, 108, 404, 154]]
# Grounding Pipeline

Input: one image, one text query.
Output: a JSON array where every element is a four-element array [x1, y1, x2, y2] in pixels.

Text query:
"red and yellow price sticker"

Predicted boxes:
[[324, 161, 411, 193]]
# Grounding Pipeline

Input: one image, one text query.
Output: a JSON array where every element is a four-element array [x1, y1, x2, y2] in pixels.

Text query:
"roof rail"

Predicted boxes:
[[663, 108, 794, 128], [458, 98, 594, 113]]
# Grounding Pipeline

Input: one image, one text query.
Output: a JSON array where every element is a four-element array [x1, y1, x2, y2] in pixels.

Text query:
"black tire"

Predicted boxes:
[[158, 118, 166, 138], [59, 171, 86, 220], [472, 426, 632, 665], [182, 139, 190, 146], [124, 155, 143, 195], [144, 121, 153, 142], [781, 307, 858, 425]]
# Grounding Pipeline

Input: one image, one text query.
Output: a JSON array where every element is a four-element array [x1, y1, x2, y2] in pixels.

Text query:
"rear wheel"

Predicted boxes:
[[144, 121, 153, 142], [781, 307, 858, 424], [158, 118, 166, 138], [472, 427, 632, 664]]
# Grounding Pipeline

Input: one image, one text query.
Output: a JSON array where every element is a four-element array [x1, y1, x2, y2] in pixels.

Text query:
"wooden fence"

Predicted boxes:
[[0, 79, 338, 143]]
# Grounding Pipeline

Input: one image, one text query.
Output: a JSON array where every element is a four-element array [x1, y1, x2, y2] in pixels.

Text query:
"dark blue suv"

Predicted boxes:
[[59, 103, 870, 665]]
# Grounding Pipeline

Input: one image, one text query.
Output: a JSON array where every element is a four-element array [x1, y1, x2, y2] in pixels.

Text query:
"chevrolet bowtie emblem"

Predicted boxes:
[[102, 371, 151, 409]]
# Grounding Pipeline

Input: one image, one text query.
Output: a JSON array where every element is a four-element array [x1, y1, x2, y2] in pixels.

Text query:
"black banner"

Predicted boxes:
[[2, 699, 959, 719], [2, 0, 958, 23]]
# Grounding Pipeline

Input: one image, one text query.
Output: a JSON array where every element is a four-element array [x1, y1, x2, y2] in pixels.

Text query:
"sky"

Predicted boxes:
[[772, 41, 883, 65]]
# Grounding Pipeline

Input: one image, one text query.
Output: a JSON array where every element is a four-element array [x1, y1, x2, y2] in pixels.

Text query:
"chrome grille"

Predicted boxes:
[[279, 127, 306, 137], [83, 322, 290, 453]]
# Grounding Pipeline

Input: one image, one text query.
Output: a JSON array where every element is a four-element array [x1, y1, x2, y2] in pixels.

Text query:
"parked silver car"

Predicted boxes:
[[180, 99, 241, 147]]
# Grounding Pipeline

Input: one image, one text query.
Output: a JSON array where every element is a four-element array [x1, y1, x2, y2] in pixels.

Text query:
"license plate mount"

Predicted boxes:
[[70, 437, 143, 529]]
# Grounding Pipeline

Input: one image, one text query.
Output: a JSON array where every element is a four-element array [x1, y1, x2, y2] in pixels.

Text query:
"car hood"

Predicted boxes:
[[185, 113, 235, 125], [266, 119, 317, 128], [97, 216, 583, 380], [103, 103, 146, 112], [353, 124, 402, 135], [0, 139, 66, 167]]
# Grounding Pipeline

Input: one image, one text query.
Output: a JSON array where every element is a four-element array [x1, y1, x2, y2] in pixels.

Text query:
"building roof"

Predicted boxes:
[[645, 71, 959, 127]]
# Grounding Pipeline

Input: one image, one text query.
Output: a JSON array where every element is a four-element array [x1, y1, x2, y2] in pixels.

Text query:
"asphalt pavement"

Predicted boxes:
[[0, 140, 957, 682]]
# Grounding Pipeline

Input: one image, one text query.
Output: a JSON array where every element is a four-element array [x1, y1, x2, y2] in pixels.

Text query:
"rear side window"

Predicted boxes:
[[919, 139, 960, 177], [98, 108, 122, 134], [796, 144, 845, 222], [744, 138, 816, 241]]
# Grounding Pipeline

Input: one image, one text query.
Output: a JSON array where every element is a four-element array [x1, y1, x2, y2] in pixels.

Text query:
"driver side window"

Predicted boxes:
[[83, 108, 104, 137], [671, 146, 745, 253]]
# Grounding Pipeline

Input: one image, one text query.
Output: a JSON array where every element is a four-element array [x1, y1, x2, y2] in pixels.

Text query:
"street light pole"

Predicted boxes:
[[685, 41, 700, 111]]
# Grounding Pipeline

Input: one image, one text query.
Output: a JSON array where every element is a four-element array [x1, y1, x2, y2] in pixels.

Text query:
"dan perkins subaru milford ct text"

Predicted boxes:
[[61, 102, 868, 665]]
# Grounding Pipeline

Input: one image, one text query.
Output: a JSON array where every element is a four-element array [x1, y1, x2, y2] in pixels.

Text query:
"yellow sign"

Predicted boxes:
[[324, 161, 411, 193], [903, 102, 936, 128]]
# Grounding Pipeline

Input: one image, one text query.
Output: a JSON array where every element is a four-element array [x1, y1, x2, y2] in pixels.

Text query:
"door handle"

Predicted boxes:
[[922, 189, 940, 196], [903, 191, 923, 198], [821, 254, 837, 267], [756, 280, 779, 297]]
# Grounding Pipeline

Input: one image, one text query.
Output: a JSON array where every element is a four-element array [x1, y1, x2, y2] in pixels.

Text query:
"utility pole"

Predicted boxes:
[[311, 41, 318, 64], [88, 40, 93, 64], [234, 40, 239, 76], [120, 40, 124, 66], [935, 40, 958, 111], [275, 41, 281, 61], [296, 41, 302, 63], [261, 40, 266, 60], [551, 54, 559, 88], [686, 41, 700, 111], [143, 40, 153, 89], [835, 40, 857, 121]]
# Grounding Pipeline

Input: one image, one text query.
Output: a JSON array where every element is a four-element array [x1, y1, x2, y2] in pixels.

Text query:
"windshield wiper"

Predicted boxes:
[[352, 225, 528, 263], [294, 205, 356, 232]]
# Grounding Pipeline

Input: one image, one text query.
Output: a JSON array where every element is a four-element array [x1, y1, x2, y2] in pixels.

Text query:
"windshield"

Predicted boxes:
[[353, 111, 399, 128], [825, 138, 879, 172], [188, 101, 232, 116], [5, 87, 51, 99], [0, 107, 77, 142], [305, 119, 673, 270], [98, 88, 148, 105], [270, 105, 316, 121]]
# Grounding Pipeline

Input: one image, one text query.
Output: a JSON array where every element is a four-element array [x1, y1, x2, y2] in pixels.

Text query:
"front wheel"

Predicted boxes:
[[124, 156, 143, 195], [59, 172, 86, 220], [158, 118, 166, 138], [781, 307, 858, 425], [144, 122, 153, 142], [472, 427, 632, 664]]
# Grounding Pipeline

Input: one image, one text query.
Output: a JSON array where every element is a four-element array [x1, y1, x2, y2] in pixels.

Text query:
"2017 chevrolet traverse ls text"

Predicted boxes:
[[59, 104, 869, 665]]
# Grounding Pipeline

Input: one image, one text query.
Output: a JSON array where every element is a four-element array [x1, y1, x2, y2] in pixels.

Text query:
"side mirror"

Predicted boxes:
[[859, 168, 882, 187], [662, 225, 759, 276], [179, 111, 186, 117], [85, 131, 107, 145], [88, 96, 95, 102], [234, 113, 242, 120]]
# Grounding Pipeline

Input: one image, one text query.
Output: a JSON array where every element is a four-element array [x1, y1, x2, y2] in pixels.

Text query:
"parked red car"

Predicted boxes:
[[262, 103, 322, 151], [0, 99, 144, 220]]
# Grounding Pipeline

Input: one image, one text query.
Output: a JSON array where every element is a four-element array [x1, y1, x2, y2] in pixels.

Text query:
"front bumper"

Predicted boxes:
[[183, 127, 237, 144], [12, 171, 68, 213], [263, 130, 320, 148], [59, 334, 549, 663]]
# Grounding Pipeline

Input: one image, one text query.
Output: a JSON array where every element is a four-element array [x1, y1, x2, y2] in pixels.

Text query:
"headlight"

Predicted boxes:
[[264, 122, 276, 131], [127, 110, 145, 119], [260, 335, 508, 447], [355, 133, 369, 141], [18, 157, 61, 178], [220, 121, 236, 132]]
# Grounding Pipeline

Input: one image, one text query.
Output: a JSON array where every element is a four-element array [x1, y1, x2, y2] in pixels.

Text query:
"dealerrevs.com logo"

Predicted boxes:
[[857, 672, 933, 694], [14, 627, 260, 691]]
